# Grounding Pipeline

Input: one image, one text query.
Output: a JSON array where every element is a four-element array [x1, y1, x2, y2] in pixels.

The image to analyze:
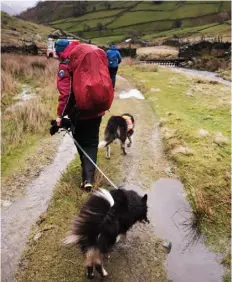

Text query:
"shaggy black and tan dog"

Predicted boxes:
[[98, 113, 135, 158], [63, 188, 148, 279]]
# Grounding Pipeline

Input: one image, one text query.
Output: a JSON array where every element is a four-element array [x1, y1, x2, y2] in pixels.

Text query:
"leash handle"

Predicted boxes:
[[66, 131, 118, 190]]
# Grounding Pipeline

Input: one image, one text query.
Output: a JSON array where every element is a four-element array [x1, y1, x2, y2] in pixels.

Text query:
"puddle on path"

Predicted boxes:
[[124, 179, 223, 282], [149, 178, 224, 282], [119, 88, 145, 100], [116, 75, 145, 100], [1, 135, 76, 282]]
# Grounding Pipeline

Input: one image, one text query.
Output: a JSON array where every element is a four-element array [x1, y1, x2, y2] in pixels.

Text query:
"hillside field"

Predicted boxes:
[[19, 1, 231, 45]]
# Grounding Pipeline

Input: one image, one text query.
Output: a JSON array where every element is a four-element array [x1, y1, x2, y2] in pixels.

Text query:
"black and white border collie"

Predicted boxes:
[[63, 188, 148, 279], [99, 113, 135, 158]]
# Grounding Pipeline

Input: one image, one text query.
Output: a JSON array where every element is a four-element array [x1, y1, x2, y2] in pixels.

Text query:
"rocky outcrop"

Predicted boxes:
[[179, 41, 231, 58], [1, 43, 38, 55]]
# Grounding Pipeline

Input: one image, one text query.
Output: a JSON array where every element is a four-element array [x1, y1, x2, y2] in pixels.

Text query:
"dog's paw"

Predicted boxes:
[[95, 265, 108, 278], [116, 235, 121, 243], [86, 273, 94, 280], [102, 269, 108, 277], [127, 143, 131, 148], [98, 140, 107, 148]]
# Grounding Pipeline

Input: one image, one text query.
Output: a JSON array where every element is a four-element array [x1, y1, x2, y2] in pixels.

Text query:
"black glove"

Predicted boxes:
[[50, 120, 59, 135], [50, 118, 72, 136], [61, 118, 72, 130]]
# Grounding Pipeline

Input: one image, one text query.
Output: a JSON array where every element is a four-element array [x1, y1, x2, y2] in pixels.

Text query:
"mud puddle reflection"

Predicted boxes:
[[149, 178, 223, 282], [1, 135, 76, 282], [124, 179, 223, 282]]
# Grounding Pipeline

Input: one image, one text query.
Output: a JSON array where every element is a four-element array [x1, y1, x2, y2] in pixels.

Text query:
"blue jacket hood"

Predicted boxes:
[[110, 45, 117, 50]]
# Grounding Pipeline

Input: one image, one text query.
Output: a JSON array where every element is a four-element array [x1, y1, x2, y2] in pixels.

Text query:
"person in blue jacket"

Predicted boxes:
[[106, 44, 122, 88]]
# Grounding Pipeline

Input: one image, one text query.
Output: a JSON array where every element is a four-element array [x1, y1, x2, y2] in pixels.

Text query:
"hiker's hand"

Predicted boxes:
[[50, 118, 71, 136], [56, 117, 62, 127]]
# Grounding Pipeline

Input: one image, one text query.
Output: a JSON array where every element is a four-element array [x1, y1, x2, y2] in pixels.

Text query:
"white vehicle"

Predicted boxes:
[[47, 38, 57, 58], [47, 37, 80, 58]]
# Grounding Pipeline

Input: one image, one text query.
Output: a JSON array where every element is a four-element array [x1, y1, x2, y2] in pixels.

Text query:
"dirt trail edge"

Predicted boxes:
[[1, 135, 76, 282]]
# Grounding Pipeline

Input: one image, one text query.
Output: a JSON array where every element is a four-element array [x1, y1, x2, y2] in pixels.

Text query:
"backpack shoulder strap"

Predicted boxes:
[[60, 58, 72, 77], [61, 58, 70, 64]]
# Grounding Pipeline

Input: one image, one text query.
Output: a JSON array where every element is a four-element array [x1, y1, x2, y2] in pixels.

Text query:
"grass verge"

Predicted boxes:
[[2, 134, 61, 200], [217, 69, 231, 81], [2, 54, 59, 175], [119, 64, 231, 266]]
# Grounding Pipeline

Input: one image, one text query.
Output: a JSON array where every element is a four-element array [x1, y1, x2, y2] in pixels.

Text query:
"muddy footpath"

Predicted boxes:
[[1, 75, 224, 282]]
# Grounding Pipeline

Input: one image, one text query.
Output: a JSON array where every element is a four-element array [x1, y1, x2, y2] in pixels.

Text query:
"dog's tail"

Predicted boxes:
[[62, 189, 116, 248], [95, 188, 114, 206]]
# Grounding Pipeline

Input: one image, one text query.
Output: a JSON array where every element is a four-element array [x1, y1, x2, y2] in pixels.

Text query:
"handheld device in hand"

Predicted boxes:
[[50, 118, 72, 135]]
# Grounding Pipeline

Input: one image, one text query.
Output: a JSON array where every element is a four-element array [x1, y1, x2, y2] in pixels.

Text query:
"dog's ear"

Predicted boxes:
[[142, 194, 147, 202]]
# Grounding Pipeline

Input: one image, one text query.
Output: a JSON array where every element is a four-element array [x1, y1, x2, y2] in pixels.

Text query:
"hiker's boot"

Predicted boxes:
[[83, 181, 93, 192]]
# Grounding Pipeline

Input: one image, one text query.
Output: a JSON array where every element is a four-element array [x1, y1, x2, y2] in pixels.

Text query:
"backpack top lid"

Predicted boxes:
[[69, 43, 104, 65]]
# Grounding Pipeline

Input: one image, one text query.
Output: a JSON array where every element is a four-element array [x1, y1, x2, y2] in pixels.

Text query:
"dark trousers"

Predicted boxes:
[[108, 67, 118, 88], [72, 117, 102, 184]]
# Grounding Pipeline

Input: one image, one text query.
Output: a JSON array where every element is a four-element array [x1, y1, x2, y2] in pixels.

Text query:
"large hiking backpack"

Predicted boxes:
[[69, 44, 114, 113]]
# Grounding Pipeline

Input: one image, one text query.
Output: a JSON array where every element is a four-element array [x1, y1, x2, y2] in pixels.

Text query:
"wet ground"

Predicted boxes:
[[2, 74, 225, 282], [1, 135, 76, 282], [150, 178, 224, 282], [12, 85, 36, 102], [101, 75, 224, 282], [5, 84, 36, 113], [168, 66, 231, 86]]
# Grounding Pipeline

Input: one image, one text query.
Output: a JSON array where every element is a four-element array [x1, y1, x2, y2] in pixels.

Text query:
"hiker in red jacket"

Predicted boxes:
[[55, 39, 108, 192]]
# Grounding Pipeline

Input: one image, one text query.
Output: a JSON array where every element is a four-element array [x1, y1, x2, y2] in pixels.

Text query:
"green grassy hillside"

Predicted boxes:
[[19, 1, 231, 45]]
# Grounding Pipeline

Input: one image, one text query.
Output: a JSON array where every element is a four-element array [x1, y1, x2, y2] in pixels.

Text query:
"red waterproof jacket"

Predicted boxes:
[[56, 42, 105, 119]]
